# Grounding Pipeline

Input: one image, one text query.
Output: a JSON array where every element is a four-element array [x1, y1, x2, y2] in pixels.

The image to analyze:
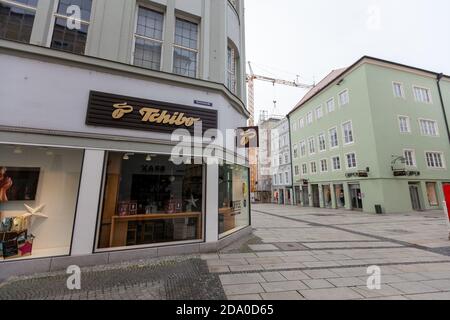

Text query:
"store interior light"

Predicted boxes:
[[146, 154, 152, 161], [123, 153, 130, 160], [14, 146, 23, 154], [46, 150, 54, 156]]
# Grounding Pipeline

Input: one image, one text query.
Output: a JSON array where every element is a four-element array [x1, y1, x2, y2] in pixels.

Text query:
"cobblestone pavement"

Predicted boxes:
[[206, 204, 450, 300], [2, 204, 450, 300], [0, 257, 226, 300]]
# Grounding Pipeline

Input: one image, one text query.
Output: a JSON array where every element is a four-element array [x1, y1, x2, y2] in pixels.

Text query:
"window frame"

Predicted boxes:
[[331, 155, 341, 171], [425, 151, 445, 169], [310, 161, 317, 174], [342, 120, 355, 145], [392, 81, 405, 99], [302, 163, 308, 175], [315, 105, 324, 120], [338, 89, 350, 107], [398, 115, 411, 134], [299, 140, 307, 157], [318, 132, 326, 152], [413, 85, 433, 104], [308, 136, 316, 155], [329, 126, 339, 149], [419, 118, 439, 137], [320, 158, 328, 173], [326, 98, 335, 113], [173, 14, 200, 78], [345, 152, 357, 170], [403, 149, 417, 168], [0, 0, 39, 44]]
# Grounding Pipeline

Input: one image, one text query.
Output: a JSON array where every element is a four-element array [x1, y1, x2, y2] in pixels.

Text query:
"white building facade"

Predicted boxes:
[[0, 0, 250, 279], [271, 118, 293, 205]]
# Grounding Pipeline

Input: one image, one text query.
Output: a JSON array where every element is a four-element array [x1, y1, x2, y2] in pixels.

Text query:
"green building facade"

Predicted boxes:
[[289, 57, 450, 213]]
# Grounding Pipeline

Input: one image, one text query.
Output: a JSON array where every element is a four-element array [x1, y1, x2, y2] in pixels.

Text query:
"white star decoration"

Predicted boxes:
[[185, 195, 199, 208], [21, 204, 48, 219]]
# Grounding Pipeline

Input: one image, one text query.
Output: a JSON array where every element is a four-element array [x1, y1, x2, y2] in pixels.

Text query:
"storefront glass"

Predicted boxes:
[[335, 184, 345, 208], [323, 185, 332, 208], [0, 144, 83, 261], [426, 182, 438, 206], [97, 152, 204, 249], [218, 163, 250, 237]]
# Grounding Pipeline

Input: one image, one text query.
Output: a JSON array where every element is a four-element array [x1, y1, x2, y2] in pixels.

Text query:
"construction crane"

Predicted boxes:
[[246, 61, 314, 126]]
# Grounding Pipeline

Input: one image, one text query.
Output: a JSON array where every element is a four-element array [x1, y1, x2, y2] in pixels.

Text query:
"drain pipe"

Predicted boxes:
[[287, 115, 295, 206], [437, 73, 450, 144]]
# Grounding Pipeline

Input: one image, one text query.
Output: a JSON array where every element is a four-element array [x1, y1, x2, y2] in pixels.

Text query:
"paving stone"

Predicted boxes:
[[420, 279, 450, 291], [228, 294, 262, 300], [405, 291, 450, 300], [328, 277, 366, 287], [260, 272, 286, 282], [352, 285, 403, 298], [261, 280, 308, 292], [229, 265, 264, 272], [280, 270, 310, 280], [390, 282, 439, 295], [303, 269, 340, 279], [248, 244, 279, 251], [208, 266, 230, 273], [220, 273, 266, 285], [303, 279, 335, 289], [223, 283, 265, 296], [260, 291, 305, 300], [299, 287, 364, 300], [262, 262, 304, 270]]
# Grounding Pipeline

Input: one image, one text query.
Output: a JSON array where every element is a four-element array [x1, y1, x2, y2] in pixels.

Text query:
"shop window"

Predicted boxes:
[[426, 182, 438, 206], [0, 144, 83, 261], [218, 163, 250, 237], [50, 0, 93, 55], [97, 152, 204, 249], [0, 0, 38, 43], [335, 184, 345, 208]]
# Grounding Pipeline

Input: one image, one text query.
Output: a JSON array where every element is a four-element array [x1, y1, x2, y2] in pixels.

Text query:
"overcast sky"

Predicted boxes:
[[244, 0, 450, 121]]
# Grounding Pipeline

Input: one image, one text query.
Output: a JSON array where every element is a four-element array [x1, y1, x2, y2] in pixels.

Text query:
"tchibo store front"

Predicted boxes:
[[0, 46, 251, 279]]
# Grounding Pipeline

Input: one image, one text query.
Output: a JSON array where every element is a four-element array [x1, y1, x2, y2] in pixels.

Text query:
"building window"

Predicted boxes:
[[318, 133, 326, 152], [273, 174, 277, 185], [284, 153, 289, 164], [302, 164, 307, 175], [0, 144, 83, 261], [293, 144, 298, 159], [326, 98, 335, 113], [173, 17, 198, 78], [292, 122, 298, 131], [310, 162, 317, 174], [97, 152, 204, 250], [320, 159, 328, 173], [0, 0, 38, 43], [279, 155, 282, 165], [285, 172, 289, 184], [393, 82, 405, 98], [279, 173, 283, 184], [306, 112, 313, 125], [339, 89, 349, 106], [300, 140, 306, 157], [316, 105, 323, 120], [51, 0, 93, 55], [413, 86, 432, 104], [294, 165, 299, 176], [332, 156, 341, 171], [426, 182, 438, 206], [420, 119, 439, 136], [398, 116, 411, 133], [308, 137, 316, 155], [342, 121, 354, 144], [329, 127, 339, 148], [346, 153, 357, 169], [219, 163, 250, 237], [425, 152, 444, 169], [226, 44, 238, 93], [404, 149, 416, 167], [133, 6, 164, 71], [299, 118, 305, 128]]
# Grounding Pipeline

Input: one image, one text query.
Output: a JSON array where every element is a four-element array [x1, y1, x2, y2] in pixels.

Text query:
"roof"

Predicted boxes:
[[288, 55, 450, 116]]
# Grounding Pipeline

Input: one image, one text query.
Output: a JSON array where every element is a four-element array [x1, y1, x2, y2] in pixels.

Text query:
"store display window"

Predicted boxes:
[[97, 152, 204, 249], [218, 163, 250, 237], [0, 144, 83, 261]]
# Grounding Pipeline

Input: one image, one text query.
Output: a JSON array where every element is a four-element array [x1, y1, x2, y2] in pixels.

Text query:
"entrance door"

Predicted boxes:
[[350, 184, 363, 210], [312, 184, 320, 208], [409, 184, 422, 211], [295, 186, 301, 206], [302, 186, 310, 207], [280, 189, 285, 205]]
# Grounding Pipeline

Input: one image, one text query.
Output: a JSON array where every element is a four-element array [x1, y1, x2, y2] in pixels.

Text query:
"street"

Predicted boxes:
[[2, 204, 450, 300]]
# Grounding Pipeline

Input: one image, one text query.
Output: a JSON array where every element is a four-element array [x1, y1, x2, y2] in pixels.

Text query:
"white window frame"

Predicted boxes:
[[403, 149, 416, 167], [299, 118, 305, 129], [293, 144, 298, 159], [285, 172, 289, 184], [331, 155, 341, 171], [294, 165, 299, 176], [398, 115, 411, 134], [329, 127, 339, 149], [342, 120, 355, 145], [299, 140, 307, 157], [338, 89, 350, 106], [345, 152, 357, 170], [392, 81, 405, 99], [226, 43, 238, 93], [131, 4, 166, 70], [306, 112, 313, 125], [419, 118, 439, 137], [413, 85, 433, 104], [326, 98, 335, 113], [425, 151, 446, 169], [173, 15, 200, 78], [302, 163, 308, 175], [318, 133, 326, 152], [310, 161, 317, 174], [320, 159, 328, 173], [308, 136, 316, 155], [316, 105, 324, 120]]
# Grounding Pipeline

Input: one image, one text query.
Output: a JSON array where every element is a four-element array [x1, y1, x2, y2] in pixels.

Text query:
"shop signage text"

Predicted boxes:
[[86, 91, 218, 134]]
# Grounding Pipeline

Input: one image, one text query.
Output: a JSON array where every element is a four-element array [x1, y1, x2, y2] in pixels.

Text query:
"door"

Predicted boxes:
[[302, 186, 310, 207], [295, 186, 301, 205], [280, 189, 285, 205], [409, 184, 422, 211], [312, 184, 320, 208], [350, 184, 363, 210]]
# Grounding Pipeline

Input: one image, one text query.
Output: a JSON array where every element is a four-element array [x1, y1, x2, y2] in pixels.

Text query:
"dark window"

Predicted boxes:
[[173, 17, 198, 78], [0, 0, 37, 43], [50, 0, 92, 54]]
